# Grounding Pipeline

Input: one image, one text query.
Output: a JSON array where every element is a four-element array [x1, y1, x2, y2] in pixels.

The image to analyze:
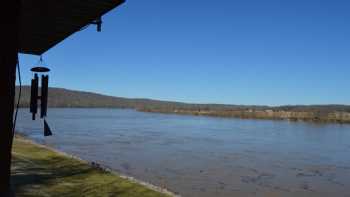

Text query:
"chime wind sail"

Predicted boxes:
[[44, 119, 53, 136]]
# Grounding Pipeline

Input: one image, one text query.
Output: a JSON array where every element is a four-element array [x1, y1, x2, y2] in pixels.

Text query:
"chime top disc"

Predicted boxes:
[[31, 67, 50, 73]]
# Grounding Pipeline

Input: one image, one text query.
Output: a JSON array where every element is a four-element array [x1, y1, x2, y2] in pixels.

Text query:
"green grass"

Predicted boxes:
[[11, 137, 170, 197]]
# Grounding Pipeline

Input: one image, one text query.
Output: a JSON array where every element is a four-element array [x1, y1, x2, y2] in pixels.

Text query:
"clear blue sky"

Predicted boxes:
[[19, 0, 350, 106]]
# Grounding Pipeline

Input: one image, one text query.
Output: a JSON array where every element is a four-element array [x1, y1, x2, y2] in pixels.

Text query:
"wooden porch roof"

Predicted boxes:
[[19, 0, 125, 55]]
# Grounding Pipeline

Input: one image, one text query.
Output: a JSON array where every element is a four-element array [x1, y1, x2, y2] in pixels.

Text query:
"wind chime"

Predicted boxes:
[[30, 56, 53, 136]]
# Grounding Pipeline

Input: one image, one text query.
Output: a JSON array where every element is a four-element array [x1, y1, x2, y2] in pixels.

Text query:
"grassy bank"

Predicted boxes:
[[11, 136, 171, 197]]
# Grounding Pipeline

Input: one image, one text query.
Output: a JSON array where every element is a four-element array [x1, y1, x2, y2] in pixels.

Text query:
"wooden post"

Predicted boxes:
[[0, 0, 20, 195]]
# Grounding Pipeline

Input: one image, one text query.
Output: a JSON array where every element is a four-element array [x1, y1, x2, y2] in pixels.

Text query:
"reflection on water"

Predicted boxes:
[[17, 108, 350, 197]]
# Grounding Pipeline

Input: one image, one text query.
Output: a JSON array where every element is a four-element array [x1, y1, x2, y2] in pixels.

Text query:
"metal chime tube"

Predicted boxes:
[[30, 73, 39, 120], [41, 75, 49, 118]]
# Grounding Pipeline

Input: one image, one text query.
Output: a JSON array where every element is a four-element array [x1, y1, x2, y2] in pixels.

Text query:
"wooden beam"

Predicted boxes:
[[0, 0, 20, 196]]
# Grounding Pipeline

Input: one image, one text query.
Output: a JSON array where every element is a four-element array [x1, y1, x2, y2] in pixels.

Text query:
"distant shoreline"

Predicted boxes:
[[138, 108, 350, 124], [18, 106, 350, 124], [16, 86, 350, 124]]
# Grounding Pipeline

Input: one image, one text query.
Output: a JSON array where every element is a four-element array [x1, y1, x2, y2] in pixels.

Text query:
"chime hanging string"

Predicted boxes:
[[13, 56, 22, 135]]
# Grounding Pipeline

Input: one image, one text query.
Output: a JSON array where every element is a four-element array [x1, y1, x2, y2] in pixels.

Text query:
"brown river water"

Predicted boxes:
[[17, 108, 350, 197]]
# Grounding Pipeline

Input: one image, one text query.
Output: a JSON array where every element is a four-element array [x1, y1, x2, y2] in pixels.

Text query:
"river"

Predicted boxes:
[[16, 108, 350, 197]]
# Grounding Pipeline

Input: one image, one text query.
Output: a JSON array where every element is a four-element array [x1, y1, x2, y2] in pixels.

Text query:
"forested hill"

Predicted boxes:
[[15, 86, 350, 123], [15, 86, 188, 109]]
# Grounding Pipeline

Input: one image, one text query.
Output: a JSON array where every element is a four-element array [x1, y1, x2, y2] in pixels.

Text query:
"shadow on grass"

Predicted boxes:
[[12, 155, 164, 197], [12, 155, 95, 196]]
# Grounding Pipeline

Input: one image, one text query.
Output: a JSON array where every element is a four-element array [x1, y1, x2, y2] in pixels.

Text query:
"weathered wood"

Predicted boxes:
[[0, 0, 20, 195]]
